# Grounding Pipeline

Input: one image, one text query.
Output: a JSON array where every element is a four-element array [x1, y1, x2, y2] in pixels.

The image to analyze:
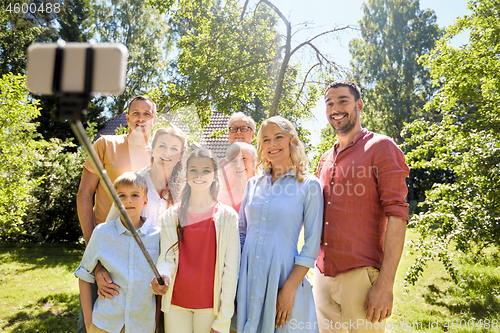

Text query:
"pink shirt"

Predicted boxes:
[[316, 129, 409, 277], [218, 159, 245, 212]]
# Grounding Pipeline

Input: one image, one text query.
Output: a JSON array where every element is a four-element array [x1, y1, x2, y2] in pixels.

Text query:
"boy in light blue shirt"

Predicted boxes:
[[75, 172, 160, 333]]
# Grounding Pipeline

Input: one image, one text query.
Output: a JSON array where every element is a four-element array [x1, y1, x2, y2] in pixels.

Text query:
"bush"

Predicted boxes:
[[0, 73, 46, 242], [21, 139, 86, 243], [0, 72, 98, 243], [19, 122, 97, 243]]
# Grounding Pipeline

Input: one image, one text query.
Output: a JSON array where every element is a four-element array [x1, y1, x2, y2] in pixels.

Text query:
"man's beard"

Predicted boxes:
[[330, 105, 358, 135]]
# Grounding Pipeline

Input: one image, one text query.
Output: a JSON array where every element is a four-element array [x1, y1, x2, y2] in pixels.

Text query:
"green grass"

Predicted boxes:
[[0, 244, 84, 332], [389, 230, 500, 332], [1, 231, 499, 332]]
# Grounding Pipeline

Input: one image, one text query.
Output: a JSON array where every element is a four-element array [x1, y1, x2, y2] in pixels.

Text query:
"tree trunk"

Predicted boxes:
[[262, 0, 291, 118]]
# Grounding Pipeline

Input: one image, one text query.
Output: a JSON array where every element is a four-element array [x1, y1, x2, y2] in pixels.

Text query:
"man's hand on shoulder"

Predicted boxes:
[[95, 262, 120, 298]]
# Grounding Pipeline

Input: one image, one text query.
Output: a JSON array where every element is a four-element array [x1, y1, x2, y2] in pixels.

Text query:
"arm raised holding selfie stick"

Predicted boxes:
[[28, 40, 164, 286]]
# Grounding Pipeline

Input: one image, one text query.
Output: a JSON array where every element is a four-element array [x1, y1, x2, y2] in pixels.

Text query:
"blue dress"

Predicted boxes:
[[237, 172, 324, 333]]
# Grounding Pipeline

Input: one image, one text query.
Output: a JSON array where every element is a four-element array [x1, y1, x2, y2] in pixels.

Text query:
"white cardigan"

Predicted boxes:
[[157, 203, 240, 333]]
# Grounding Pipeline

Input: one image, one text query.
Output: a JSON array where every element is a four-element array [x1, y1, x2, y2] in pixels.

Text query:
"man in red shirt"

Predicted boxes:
[[313, 81, 409, 333]]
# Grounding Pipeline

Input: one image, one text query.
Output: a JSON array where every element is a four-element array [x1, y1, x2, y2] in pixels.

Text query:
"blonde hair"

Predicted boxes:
[[113, 172, 148, 198], [256, 116, 308, 182]]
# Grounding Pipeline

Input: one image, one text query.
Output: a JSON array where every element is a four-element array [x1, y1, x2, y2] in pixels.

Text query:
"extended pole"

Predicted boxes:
[[70, 119, 164, 285]]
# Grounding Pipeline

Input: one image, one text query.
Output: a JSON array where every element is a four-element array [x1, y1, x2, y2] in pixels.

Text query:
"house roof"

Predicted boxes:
[[95, 111, 231, 160], [95, 113, 128, 139]]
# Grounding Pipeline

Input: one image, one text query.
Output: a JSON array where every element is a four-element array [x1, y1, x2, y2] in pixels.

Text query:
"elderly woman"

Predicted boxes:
[[219, 142, 257, 212], [220, 112, 257, 208], [237, 116, 323, 333]]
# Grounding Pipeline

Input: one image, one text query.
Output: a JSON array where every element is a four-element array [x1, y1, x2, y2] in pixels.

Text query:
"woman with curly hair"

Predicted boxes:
[[237, 116, 324, 333]]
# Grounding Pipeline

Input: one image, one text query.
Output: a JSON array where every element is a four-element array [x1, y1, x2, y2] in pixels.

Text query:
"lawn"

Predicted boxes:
[[0, 244, 84, 332], [1, 230, 499, 332], [390, 230, 500, 332]]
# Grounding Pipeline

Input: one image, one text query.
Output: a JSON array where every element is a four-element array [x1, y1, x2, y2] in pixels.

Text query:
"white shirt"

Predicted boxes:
[[106, 168, 169, 226]]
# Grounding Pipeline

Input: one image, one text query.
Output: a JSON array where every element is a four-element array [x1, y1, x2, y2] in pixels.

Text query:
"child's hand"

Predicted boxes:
[[150, 275, 169, 295]]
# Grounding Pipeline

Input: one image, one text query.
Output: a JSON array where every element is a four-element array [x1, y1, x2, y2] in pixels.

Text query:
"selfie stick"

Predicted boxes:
[[220, 160, 235, 208], [51, 42, 164, 285]]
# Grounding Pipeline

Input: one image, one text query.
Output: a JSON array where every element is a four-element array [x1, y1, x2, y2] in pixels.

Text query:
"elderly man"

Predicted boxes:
[[76, 95, 157, 333], [314, 81, 409, 333], [227, 112, 256, 144]]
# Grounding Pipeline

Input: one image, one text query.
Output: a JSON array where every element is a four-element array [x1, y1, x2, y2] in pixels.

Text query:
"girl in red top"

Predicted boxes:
[[152, 147, 240, 333]]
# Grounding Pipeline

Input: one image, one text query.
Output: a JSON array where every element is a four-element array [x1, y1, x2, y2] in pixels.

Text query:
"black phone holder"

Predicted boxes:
[[51, 45, 94, 122]]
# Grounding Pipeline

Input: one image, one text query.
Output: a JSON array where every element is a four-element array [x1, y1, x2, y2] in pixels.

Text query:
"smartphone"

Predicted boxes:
[[27, 42, 128, 95]]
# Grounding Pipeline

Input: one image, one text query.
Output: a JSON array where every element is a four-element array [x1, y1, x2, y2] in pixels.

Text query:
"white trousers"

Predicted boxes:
[[164, 305, 216, 333]]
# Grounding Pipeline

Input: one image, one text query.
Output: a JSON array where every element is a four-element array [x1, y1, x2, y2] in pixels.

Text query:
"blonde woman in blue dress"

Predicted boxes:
[[237, 116, 323, 333]]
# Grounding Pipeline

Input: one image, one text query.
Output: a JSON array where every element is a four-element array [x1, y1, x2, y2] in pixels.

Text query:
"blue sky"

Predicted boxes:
[[245, 0, 471, 145]]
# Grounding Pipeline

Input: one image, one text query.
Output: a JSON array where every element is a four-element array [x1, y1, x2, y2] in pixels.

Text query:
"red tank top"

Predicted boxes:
[[171, 204, 218, 309]]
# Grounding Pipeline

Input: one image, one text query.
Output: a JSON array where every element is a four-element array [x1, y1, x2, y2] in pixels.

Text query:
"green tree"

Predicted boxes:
[[349, 0, 442, 144], [310, 125, 337, 174], [91, 0, 173, 115], [1, 0, 169, 138], [33, 0, 104, 143], [162, 0, 280, 124], [258, 0, 345, 119], [20, 123, 97, 243], [0, 72, 95, 243], [402, 0, 500, 285], [0, 73, 46, 242], [58, 0, 93, 42], [149, 0, 346, 151], [349, 0, 443, 208], [0, 0, 106, 141], [0, 0, 42, 75]]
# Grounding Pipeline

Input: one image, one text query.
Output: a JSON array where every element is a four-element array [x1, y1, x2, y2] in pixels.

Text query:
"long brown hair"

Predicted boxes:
[[150, 126, 186, 207], [167, 147, 220, 253]]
